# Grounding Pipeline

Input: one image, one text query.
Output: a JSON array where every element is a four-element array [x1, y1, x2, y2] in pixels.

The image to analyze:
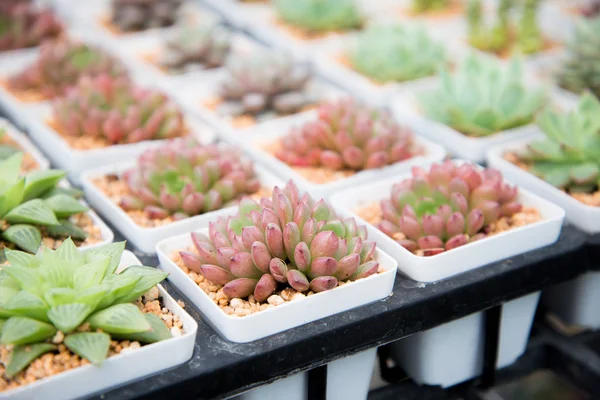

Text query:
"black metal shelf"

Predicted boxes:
[[86, 225, 591, 400]]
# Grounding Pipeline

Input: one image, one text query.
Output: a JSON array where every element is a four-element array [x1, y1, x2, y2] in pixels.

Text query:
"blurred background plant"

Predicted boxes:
[[347, 23, 445, 84], [274, 0, 362, 34]]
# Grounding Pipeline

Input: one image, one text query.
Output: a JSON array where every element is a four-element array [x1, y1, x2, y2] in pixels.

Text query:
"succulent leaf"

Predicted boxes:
[[0, 317, 56, 346], [2, 224, 42, 253], [5, 343, 56, 379], [111, 313, 172, 344], [64, 332, 110, 366]]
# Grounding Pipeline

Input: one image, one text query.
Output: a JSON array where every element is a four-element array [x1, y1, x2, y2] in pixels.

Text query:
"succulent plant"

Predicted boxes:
[[52, 74, 185, 144], [180, 181, 379, 301], [378, 161, 522, 256], [0, 1, 63, 51], [159, 21, 231, 73], [517, 0, 543, 54], [467, 0, 512, 54], [347, 23, 445, 83], [119, 138, 261, 220], [275, 98, 415, 171], [412, 0, 449, 13], [111, 0, 183, 32], [517, 93, 600, 193], [219, 50, 313, 117], [9, 40, 128, 99], [468, 0, 543, 55], [0, 153, 88, 257], [418, 55, 546, 137], [582, 0, 600, 17], [274, 0, 362, 33], [557, 17, 600, 99], [0, 239, 170, 378]]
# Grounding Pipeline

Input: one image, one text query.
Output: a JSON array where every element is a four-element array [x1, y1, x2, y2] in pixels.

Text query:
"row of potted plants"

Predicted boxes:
[[1, 1, 599, 399]]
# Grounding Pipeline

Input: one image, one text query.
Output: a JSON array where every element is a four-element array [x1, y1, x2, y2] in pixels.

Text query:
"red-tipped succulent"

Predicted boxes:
[[120, 138, 261, 220], [9, 40, 128, 98], [378, 161, 522, 256], [52, 74, 185, 144], [180, 181, 379, 302], [0, 1, 63, 51], [275, 98, 415, 171]]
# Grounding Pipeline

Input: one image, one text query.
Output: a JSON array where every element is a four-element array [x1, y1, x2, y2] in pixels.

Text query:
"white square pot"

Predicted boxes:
[[23, 103, 216, 185], [389, 79, 546, 163], [487, 136, 600, 235], [542, 272, 600, 330], [239, 372, 308, 400], [81, 161, 283, 254], [330, 159, 566, 282], [238, 110, 447, 200], [0, 250, 198, 400], [391, 291, 540, 388], [0, 47, 41, 127], [202, 0, 271, 29], [326, 347, 377, 400], [156, 210, 398, 343], [168, 69, 344, 143], [0, 117, 49, 170], [238, 347, 377, 400]]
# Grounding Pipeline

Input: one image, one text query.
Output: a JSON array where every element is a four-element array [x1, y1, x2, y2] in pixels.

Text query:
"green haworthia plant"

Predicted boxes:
[[557, 17, 600, 99], [0, 239, 170, 378], [274, 0, 362, 33], [517, 0, 544, 54], [517, 93, 600, 193], [0, 153, 89, 259], [412, 0, 449, 13], [347, 23, 445, 83], [467, 0, 543, 55], [418, 55, 546, 137]]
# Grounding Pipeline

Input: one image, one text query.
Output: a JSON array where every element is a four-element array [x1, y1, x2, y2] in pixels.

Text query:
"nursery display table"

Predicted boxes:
[[88, 225, 590, 400]]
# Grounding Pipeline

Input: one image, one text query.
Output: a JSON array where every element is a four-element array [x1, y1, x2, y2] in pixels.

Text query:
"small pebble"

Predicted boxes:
[[230, 298, 244, 309], [267, 295, 285, 306]]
